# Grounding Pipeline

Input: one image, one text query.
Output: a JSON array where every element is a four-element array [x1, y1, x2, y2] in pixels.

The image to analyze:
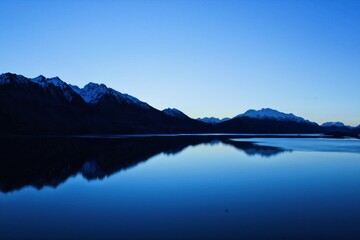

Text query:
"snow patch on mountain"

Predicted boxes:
[[31, 75, 77, 102], [236, 108, 314, 123], [198, 117, 230, 124], [162, 108, 189, 119], [71, 82, 150, 109], [31, 75, 67, 88], [73, 82, 107, 103]]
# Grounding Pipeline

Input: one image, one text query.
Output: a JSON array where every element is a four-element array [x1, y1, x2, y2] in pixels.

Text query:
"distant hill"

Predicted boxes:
[[321, 122, 348, 128], [162, 108, 189, 119], [216, 116, 321, 134], [197, 117, 230, 124]]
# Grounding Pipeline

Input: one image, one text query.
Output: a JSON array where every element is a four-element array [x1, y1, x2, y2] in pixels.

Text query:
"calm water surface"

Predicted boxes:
[[1, 136, 360, 240]]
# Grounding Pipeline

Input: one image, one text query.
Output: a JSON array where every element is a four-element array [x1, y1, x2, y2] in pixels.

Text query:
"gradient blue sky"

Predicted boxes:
[[1, 0, 359, 125]]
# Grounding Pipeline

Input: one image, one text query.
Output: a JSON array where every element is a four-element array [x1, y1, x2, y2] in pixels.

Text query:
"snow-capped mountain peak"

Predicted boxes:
[[197, 117, 230, 124], [31, 75, 46, 85], [77, 82, 108, 103], [162, 108, 189, 119], [31, 75, 64, 87], [2, 73, 150, 108], [30, 75, 77, 102], [0, 73, 77, 102], [235, 108, 310, 123], [70, 82, 150, 109]]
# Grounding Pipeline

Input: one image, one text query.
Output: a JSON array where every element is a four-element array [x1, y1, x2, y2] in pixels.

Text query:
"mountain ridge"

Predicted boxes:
[[235, 108, 316, 124], [198, 117, 231, 124], [162, 108, 189, 119], [0, 73, 358, 135]]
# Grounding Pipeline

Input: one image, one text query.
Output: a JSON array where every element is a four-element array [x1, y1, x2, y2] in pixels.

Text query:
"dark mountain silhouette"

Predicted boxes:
[[0, 73, 92, 134], [0, 135, 287, 193], [162, 108, 189, 119], [203, 109, 357, 135], [0, 73, 210, 134], [356, 126, 360, 134], [161, 108, 210, 131], [212, 108, 323, 133], [0, 73, 358, 135], [321, 122, 347, 128], [215, 116, 322, 133]]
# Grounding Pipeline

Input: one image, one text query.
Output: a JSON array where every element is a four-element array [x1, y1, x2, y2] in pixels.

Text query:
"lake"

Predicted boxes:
[[1, 135, 360, 240]]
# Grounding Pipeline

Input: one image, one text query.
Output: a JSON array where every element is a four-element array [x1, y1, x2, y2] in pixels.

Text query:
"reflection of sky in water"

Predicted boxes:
[[1, 138, 360, 239]]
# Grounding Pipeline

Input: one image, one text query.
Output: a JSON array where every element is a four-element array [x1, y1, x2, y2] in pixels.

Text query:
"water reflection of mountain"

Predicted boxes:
[[222, 139, 290, 157], [0, 136, 287, 193]]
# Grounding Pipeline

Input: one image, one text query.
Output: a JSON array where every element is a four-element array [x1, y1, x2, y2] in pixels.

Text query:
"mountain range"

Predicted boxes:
[[0, 73, 358, 135]]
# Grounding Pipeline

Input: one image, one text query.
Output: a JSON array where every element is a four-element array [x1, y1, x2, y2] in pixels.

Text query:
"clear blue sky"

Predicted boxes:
[[1, 0, 359, 126]]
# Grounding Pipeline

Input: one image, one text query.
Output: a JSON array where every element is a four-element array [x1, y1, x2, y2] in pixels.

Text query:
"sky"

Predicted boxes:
[[1, 0, 359, 126]]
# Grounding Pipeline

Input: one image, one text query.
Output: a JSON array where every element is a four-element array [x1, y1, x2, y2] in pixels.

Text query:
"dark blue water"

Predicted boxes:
[[1, 136, 360, 239]]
